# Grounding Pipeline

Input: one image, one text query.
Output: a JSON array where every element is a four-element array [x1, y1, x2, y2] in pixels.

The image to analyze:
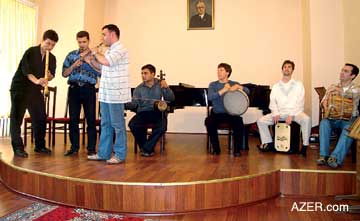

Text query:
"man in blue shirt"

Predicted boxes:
[[62, 31, 100, 156], [128, 64, 175, 157], [205, 63, 249, 156]]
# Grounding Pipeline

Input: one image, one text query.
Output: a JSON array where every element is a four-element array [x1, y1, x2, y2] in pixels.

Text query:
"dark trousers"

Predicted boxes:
[[10, 89, 46, 151], [128, 111, 167, 154], [68, 85, 96, 152], [205, 112, 244, 153]]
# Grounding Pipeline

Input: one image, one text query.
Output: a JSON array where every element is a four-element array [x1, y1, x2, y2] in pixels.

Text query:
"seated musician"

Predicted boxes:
[[128, 64, 175, 157], [205, 63, 250, 156], [317, 63, 360, 168], [256, 60, 311, 155]]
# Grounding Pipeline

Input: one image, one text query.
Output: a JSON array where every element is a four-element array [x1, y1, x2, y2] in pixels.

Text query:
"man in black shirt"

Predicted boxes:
[[10, 30, 59, 157]]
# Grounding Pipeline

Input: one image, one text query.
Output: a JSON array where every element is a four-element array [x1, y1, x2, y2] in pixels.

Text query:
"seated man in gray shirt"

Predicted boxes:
[[128, 64, 175, 157], [205, 63, 250, 156]]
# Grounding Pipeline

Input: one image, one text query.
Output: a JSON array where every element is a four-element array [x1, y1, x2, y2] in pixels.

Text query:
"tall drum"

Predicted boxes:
[[273, 122, 301, 153]]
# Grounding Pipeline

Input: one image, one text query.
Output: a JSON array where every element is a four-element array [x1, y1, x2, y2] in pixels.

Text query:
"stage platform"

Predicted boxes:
[[0, 133, 356, 214]]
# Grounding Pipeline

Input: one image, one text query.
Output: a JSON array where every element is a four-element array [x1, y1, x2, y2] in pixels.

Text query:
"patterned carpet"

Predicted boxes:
[[1, 202, 148, 221]]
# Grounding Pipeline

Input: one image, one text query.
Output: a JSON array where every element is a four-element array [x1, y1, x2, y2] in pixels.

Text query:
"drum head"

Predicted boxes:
[[223, 90, 249, 116]]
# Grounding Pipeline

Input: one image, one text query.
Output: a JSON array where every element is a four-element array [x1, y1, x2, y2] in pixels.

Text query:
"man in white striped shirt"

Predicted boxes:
[[88, 24, 131, 164]]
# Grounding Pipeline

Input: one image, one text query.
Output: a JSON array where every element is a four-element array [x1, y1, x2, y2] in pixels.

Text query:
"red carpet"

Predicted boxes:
[[1, 202, 145, 221]]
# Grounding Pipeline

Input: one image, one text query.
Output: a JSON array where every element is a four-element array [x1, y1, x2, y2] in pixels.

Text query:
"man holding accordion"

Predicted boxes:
[[317, 63, 360, 168]]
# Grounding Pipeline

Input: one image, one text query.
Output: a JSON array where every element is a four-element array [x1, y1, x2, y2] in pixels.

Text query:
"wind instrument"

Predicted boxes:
[[44, 50, 50, 97]]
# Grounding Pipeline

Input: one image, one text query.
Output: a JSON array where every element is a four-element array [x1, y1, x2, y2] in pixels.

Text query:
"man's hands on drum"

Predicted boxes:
[[273, 115, 293, 125], [273, 115, 280, 124], [285, 115, 293, 125], [229, 84, 243, 92]]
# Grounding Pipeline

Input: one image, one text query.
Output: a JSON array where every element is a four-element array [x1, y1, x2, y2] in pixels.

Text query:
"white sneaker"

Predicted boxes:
[[106, 157, 124, 164], [87, 154, 104, 161]]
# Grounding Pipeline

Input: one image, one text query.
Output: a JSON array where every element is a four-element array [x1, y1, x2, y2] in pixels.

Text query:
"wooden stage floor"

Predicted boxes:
[[0, 133, 357, 214]]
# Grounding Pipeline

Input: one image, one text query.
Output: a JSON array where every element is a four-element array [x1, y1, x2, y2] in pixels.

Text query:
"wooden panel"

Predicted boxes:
[[0, 159, 280, 213], [280, 170, 356, 196]]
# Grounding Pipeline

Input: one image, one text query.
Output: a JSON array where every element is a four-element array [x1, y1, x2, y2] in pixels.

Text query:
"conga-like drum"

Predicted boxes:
[[348, 117, 360, 140], [324, 94, 353, 121], [223, 90, 249, 116], [273, 122, 301, 153]]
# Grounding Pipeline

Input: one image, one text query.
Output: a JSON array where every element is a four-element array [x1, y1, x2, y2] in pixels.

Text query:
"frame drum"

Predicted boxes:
[[223, 90, 249, 116]]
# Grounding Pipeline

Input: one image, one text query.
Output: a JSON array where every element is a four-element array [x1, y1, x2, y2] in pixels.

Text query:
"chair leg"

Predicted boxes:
[[228, 130, 233, 154], [82, 121, 86, 145], [160, 134, 164, 154], [48, 122, 51, 147], [52, 122, 56, 146], [64, 124, 67, 144], [134, 139, 138, 154], [24, 121, 28, 146], [31, 127, 34, 143], [207, 134, 211, 153]]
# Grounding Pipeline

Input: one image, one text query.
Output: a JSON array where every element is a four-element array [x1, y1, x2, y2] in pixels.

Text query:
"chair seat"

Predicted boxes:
[[46, 117, 54, 122], [53, 117, 70, 123], [217, 122, 232, 129]]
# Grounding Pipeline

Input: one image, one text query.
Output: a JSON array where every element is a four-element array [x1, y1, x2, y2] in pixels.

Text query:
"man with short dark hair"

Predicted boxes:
[[317, 63, 360, 168], [257, 60, 311, 156], [128, 64, 175, 157], [62, 31, 100, 156], [10, 29, 59, 157], [205, 63, 249, 156], [87, 24, 131, 164]]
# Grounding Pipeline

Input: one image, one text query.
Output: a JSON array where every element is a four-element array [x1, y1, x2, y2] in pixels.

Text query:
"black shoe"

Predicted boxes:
[[211, 150, 221, 155], [34, 147, 52, 154], [64, 149, 78, 156], [258, 142, 273, 152], [87, 151, 97, 156], [141, 152, 154, 157], [14, 149, 28, 158], [300, 145, 307, 157], [234, 152, 241, 157]]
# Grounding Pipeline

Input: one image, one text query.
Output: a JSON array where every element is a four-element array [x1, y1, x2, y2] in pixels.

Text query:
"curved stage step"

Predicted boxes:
[[0, 134, 356, 214]]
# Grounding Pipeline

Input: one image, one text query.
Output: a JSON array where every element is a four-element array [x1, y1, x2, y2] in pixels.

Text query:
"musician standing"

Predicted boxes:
[[317, 64, 360, 168], [128, 64, 175, 157], [62, 31, 100, 156], [87, 24, 131, 164], [205, 63, 249, 156], [10, 30, 58, 157], [257, 60, 311, 156]]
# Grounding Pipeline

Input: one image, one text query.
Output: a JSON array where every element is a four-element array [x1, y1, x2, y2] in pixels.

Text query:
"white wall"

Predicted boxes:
[[103, 0, 304, 88], [33, 0, 359, 132], [36, 0, 86, 117], [309, 0, 345, 126]]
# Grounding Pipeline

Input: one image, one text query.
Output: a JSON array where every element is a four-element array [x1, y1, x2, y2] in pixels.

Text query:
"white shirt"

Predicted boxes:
[[269, 79, 305, 117], [99, 41, 131, 104]]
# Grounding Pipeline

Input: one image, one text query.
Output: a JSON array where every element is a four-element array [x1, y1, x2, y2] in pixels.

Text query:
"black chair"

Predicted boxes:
[[206, 99, 234, 153], [126, 98, 167, 154], [133, 122, 166, 154]]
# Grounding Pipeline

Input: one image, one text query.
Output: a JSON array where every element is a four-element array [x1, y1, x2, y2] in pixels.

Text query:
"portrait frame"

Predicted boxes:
[[187, 0, 214, 30]]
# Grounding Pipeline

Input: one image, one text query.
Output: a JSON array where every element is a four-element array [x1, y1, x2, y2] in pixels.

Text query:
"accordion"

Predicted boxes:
[[324, 94, 353, 121]]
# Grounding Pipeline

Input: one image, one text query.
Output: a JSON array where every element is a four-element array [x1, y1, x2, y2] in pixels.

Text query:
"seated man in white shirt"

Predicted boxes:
[[256, 60, 311, 156]]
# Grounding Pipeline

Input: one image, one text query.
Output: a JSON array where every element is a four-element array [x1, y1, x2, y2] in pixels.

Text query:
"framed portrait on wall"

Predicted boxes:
[[187, 0, 214, 30]]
